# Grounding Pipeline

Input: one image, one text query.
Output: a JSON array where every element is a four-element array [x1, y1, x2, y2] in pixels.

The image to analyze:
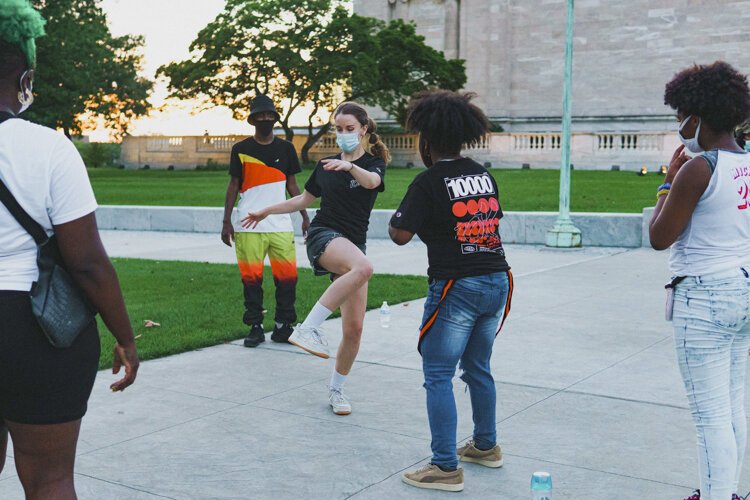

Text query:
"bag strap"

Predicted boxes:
[[0, 112, 49, 245]]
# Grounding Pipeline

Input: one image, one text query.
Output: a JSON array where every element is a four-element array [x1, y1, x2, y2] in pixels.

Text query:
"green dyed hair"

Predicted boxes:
[[0, 0, 45, 68]]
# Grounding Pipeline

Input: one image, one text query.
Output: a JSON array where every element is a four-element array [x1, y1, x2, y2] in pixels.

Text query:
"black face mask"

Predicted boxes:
[[254, 120, 275, 137]]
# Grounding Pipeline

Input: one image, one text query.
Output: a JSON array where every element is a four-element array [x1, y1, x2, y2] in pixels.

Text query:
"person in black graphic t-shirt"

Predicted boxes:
[[242, 102, 389, 416], [390, 91, 513, 493]]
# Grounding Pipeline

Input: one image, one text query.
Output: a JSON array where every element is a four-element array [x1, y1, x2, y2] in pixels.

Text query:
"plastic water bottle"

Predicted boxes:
[[379, 301, 391, 328], [531, 471, 552, 500]]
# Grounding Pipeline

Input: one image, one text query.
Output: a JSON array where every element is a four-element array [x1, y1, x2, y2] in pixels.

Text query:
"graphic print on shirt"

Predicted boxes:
[[236, 153, 290, 232], [732, 164, 750, 210], [444, 173, 503, 255], [238, 153, 287, 193]]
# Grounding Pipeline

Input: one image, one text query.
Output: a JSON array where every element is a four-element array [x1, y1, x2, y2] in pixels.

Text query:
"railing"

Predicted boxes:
[[512, 133, 562, 151], [311, 134, 419, 152], [146, 137, 184, 152], [196, 136, 236, 152], [597, 133, 661, 151], [383, 135, 416, 150], [311, 134, 339, 151], [123, 131, 674, 170], [465, 135, 490, 151]]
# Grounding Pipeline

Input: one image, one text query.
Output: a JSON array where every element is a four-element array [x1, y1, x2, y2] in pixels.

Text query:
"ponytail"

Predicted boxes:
[[366, 117, 391, 165]]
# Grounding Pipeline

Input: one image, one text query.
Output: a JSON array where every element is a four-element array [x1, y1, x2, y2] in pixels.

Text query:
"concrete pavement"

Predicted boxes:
[[1, 231, 745, 499]]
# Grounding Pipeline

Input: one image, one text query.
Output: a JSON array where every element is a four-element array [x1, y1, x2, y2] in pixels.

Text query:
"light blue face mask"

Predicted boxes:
[[336, 132, 361, 153], [745, 142, 750, 153]]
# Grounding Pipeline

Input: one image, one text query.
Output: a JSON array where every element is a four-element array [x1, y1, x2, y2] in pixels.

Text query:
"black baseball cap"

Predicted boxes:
[[248, 95, 280, 122]]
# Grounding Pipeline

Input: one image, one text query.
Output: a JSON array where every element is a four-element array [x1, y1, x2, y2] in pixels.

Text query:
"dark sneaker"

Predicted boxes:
[[732, 494, 744, 500], [684, 490, 700, 500], [271, 323, 294, 343], [243, 324, 265, 348]]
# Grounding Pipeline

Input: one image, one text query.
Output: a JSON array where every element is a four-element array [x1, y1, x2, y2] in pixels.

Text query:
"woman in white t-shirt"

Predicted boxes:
[[650, 61, 750, 500], [0, 3, 139, 498]]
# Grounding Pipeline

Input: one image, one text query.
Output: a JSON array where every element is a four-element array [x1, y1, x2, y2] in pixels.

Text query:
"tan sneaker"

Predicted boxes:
[[401, 464, 464, 492], [457, 440, 504, 468]]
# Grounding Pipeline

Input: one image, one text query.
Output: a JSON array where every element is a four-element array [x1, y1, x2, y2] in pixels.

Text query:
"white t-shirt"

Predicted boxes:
[[0, 118, 98, 291]]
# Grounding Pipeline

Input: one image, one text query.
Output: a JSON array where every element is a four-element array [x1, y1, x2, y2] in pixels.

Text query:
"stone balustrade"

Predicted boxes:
[[121, 131, 678, 170]]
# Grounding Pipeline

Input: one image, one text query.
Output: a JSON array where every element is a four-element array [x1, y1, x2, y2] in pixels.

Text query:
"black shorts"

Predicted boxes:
[[305, 226, 367, 278], [0, 291, 100, 425]]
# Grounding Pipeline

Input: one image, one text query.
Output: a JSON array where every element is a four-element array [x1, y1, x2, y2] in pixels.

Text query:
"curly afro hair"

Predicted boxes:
[[406, 91, 490, 156], [664, 61, 750, 133]]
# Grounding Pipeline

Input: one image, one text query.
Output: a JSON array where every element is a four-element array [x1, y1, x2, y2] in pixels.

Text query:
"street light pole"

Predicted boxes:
[[545, 0, 582, 248]]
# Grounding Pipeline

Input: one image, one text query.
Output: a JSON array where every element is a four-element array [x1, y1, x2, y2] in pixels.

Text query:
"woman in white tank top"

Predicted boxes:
[[650, 61, 750, 500]]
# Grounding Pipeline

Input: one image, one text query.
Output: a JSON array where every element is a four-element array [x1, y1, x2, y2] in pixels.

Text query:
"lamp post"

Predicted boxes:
[[545, 0, 582, 248]]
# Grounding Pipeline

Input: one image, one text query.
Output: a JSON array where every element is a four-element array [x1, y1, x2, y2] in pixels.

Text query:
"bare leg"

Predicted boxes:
[[335, 281, 369, 376], [316, 238, 373, 312], [7, 418, 81, 500]]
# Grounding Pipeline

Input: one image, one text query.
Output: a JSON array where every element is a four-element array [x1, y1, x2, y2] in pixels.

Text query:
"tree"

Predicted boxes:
[[26, 0, 152, 139], [159, 0, 466, 162], [300, 16, 467, 161]]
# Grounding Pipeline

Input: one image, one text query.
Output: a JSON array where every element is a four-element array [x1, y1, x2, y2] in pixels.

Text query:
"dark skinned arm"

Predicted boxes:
[[222, 176, 240, 246], [389, 225, 415, 246], [54, 213, 139, 391], [649, 145, 711, 250], [286, 174, 310, 237]]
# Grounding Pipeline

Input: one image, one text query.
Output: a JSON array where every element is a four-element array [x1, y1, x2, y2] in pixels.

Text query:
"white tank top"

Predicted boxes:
[[670, 149, 750, 276]]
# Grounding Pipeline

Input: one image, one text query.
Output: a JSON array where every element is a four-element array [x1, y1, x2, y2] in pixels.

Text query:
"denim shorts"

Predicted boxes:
[[305, 226, 366, 277]]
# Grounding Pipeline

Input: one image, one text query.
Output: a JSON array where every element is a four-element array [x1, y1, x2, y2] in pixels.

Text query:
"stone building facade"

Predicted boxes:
[[119, 2, 750, 171], [354, 0, 750, 133]]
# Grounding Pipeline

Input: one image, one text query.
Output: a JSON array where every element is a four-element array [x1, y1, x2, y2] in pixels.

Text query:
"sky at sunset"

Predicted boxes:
[[92, 0, 325, 141]]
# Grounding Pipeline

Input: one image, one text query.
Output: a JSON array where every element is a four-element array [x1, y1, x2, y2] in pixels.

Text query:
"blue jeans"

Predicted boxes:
[[673, 267, 750, 500], [420, 272, 510, 469]]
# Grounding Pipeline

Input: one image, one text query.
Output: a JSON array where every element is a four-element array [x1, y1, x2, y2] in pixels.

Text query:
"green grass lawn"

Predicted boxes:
[[88, 167, 659, 213], [97, 258, 427, 369]]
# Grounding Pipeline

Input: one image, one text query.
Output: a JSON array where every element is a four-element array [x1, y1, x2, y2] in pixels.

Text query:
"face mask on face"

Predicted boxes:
[[678, 115, 704, 154], [254, 120, 274, 136], [336, 132, 361, 154], [17, 70, 33, 115]]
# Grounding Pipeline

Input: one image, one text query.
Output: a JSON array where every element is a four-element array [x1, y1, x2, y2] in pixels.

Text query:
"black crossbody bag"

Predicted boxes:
[[0, 112, 96, 347]]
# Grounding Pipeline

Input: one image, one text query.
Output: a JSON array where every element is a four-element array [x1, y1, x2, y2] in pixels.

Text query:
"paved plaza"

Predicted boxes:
[[1, 231, 747, 499]]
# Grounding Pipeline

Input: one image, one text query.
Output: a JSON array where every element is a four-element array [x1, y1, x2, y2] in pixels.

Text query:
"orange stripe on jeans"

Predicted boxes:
[[496, 270, 514, 335], [417, 279, 455, 354]]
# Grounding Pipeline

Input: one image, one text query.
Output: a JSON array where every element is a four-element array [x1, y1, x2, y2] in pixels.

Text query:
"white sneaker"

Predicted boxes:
[[328, 387, 351, 415], [288, 324, 330, 359]]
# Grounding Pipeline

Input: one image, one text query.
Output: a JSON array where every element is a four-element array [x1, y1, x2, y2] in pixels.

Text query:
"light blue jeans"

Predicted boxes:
[[420, 272, 510, 469], [673, 267, 750, 500]]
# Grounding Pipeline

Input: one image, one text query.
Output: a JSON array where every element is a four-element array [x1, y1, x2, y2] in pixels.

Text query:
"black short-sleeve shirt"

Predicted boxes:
[[391, 158, 509, 279], [304, 152, 386, 245]]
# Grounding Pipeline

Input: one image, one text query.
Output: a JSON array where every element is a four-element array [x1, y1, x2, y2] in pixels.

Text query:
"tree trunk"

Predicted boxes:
[[301, 122, 332, 164], [280, 122, 294, 142]]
